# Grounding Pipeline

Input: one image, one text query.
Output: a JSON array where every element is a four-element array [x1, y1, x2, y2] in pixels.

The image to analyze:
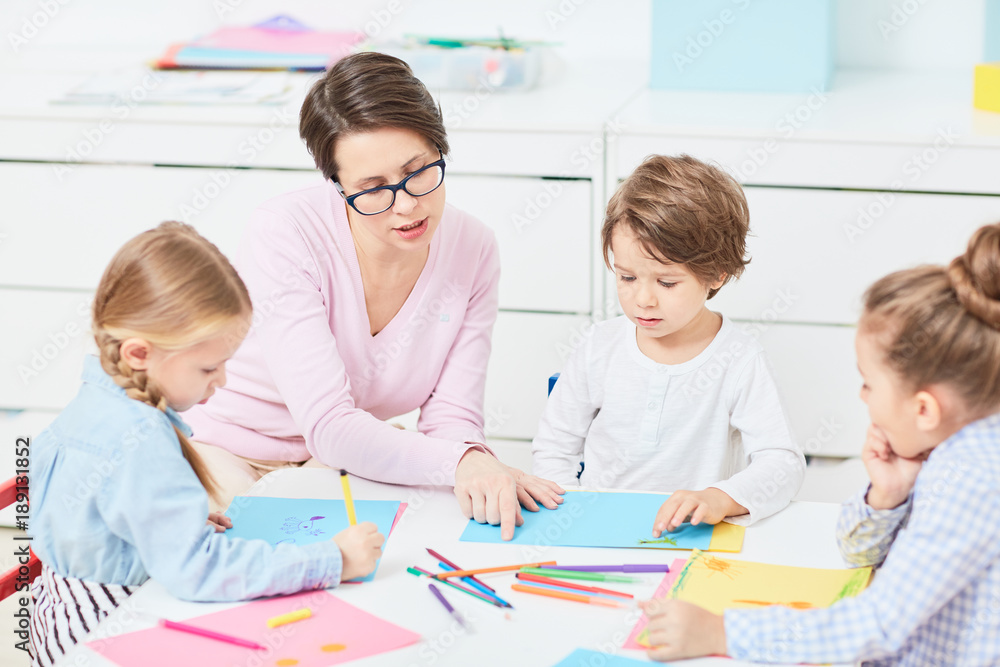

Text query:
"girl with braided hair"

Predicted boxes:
[[28, 222, 384, 667], [639, 222, 1000, 665]]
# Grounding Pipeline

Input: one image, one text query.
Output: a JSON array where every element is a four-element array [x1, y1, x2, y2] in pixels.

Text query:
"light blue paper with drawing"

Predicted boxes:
[[459, 490, 713, 550], [223, 496, 402, 581], [552, 648, 659, 666]]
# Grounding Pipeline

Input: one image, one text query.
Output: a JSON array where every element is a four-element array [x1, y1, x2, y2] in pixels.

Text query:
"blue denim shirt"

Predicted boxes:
[[29, 356, 342, 601]]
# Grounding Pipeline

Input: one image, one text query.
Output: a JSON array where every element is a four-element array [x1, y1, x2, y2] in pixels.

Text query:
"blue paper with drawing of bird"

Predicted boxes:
[[223, 496, 402, 581]]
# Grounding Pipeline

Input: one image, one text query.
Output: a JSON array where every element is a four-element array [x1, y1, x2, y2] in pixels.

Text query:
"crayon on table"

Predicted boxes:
[[515, 572, 634, 599], [266, 608, 312, 628], [433, 561, 557, 579], [543, 564, 670, 573], [407, 567, 509, 608]]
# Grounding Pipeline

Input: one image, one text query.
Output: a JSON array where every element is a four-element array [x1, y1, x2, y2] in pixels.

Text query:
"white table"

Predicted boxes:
[[67, 469, 854, 666]]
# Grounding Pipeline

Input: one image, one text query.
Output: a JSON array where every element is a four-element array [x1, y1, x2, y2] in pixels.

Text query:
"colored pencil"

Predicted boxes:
[[437, 562, 500, 597], [543, 564, 670, 573], [515, 572, 634, 599], [433, 561, 557, 580], [428, 583, 469, 629], [406, 567, 508, 608], [427, 548, 496, 592], [519, 567, 640, 583], [339, 469, 357, 525], [511, 583, 628, 608], [160, 619, 264, 650]]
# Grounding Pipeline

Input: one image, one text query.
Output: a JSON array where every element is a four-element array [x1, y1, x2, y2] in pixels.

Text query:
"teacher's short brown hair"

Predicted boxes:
[[300, 52, 450, 183]]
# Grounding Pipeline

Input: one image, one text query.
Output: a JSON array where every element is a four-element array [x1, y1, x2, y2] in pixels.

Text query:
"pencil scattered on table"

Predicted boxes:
[[544, 564, 670, 573], [428, 583, 470, 630], [515, 572, 634, 599], [511, 583, 628, 608], [433, 560, 557, 579], [406, 566, 511, 608], [159, 619, 264, 650], [339, 469, 357, 525], [427, 548, 496, 592], [519, 567, 641, 583]]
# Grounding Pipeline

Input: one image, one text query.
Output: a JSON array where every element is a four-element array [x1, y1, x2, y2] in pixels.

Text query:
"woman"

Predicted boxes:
[[186, 52, 562, 539]]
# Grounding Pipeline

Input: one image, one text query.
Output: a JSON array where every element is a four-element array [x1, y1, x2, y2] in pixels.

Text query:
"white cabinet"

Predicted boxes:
[[612, 70, 1000, 458]]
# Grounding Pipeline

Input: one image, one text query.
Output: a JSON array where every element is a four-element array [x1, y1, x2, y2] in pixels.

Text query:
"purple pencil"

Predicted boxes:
[[543, 564, 670, 573]]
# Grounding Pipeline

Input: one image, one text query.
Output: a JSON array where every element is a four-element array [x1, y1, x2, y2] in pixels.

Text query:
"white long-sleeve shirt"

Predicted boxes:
[[531, 315, 805, 525]]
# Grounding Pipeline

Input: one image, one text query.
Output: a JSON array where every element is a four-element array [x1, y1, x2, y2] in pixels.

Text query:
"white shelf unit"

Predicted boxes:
[[610, 69, 1000, 459]]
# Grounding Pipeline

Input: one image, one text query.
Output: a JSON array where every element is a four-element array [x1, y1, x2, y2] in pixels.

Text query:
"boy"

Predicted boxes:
[[532, 154, 804, 530]]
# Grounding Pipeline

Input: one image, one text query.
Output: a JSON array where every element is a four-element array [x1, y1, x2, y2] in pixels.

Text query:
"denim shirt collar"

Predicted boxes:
[[81, 355, 193, 437]]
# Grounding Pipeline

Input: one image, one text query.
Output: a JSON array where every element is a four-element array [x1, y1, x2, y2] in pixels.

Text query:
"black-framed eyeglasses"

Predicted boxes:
[[335, 154, 446, 216]]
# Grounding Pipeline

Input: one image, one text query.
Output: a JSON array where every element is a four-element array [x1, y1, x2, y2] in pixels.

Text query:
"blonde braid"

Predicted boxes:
[[94, 328, 221, 503]]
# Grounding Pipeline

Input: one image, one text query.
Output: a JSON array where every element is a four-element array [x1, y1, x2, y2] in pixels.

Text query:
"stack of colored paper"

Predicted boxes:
[[155, 15, 364, 71]]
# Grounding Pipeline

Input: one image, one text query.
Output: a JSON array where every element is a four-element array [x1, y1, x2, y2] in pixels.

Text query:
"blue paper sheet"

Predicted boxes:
[[459, 491, 713, 550], [552, 648, 657, 666], [223, 496, 401, 581]]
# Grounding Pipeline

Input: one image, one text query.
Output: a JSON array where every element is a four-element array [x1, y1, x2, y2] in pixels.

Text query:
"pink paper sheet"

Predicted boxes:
[[88, 590, 420, 667], [623, 558, 688, 650], [194, 27, 364, 57]]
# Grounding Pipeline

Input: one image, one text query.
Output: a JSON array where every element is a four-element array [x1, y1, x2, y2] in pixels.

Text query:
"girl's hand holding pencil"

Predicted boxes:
[[333, 523, 385, 581]]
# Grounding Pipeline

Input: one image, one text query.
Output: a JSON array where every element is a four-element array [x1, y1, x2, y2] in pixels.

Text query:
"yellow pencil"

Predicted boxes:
[[340, 469, 357, 526]]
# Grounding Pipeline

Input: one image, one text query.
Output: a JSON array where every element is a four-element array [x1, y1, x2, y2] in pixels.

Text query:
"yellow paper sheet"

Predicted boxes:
[[670, 550, 871, 615]]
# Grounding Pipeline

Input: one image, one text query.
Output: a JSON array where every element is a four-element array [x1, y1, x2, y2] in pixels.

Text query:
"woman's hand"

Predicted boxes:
[[333, 522, 385, 582], [206, 512, 233, 533], [862, 424, 926, 510], [454, 450, 565, 541], [651, 488, 745, 537], [640, 599, 727, 661]]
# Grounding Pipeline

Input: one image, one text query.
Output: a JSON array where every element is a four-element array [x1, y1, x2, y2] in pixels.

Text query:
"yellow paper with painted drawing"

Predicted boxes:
[[637, 550, 871, 647]]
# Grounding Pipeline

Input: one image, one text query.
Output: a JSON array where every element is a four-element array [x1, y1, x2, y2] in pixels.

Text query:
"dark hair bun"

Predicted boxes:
[[948, 223, 1000, 330]]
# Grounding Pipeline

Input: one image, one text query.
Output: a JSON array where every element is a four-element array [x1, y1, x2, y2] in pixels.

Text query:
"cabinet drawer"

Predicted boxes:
[[485, 312, 593, 440], [753, 321, 868, 458], [447, 176, 592, 313], [0, 162, 323, 290], [712, 188, 1000, 324]]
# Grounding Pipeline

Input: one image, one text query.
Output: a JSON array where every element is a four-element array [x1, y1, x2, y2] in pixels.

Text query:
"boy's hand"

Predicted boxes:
[[652, 488, 745, 537], [333, 522, 385, 582], [862, 424, 926, 510], [640, 599, 726, 660], [206, 512, 232, 533]]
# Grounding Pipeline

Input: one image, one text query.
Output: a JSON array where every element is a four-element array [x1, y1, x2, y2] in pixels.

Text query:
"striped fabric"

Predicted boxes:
[[29, 563, 134, 667]]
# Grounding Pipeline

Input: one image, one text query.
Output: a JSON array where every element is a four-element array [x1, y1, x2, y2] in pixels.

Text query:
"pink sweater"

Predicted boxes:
[[185, 182, 500, 485]]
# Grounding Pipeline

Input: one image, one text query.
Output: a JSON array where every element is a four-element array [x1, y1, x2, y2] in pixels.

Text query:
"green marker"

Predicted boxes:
[[519, 567, 641, 583]]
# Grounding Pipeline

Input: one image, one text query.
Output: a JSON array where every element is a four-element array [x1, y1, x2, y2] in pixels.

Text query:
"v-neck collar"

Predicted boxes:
[[328, 183, 441, 340]]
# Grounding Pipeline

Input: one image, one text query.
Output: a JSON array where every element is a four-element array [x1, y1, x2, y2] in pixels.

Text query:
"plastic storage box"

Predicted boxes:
[[650, 0, 836, 93]]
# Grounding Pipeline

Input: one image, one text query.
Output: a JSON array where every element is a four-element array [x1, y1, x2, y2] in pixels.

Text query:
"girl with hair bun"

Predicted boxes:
[[28, 223, 384, 667], [639, 222, 1000, 665]]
